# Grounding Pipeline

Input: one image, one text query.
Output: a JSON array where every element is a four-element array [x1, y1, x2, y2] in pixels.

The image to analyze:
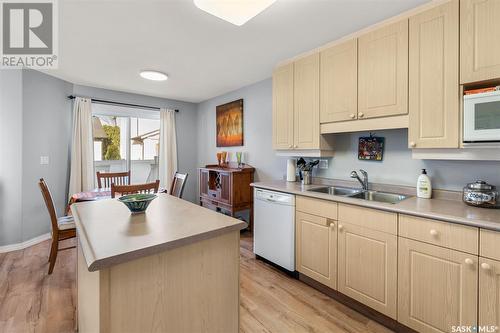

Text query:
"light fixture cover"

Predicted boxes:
[[140, 70, 168, 81], [194, 0, 276, 26]]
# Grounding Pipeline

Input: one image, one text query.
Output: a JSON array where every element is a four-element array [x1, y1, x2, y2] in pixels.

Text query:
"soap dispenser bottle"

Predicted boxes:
[[417, 169, 432, 199]]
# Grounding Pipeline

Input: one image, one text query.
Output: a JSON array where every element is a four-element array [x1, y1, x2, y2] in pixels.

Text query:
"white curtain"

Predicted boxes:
[[159, 108, 178, 191], [68, 97, 94, 196]]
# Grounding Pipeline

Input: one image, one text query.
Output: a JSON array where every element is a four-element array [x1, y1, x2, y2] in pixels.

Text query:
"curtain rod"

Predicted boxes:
[[67, 95, 179, 113]]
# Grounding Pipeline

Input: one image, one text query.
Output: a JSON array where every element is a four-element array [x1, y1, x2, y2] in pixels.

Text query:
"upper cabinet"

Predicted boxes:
[[272, 54, 334, 155], [294, 54, 320, 149], [408, 1, 459, 149], [320, 39, 358, 123], [358, 20, 408, 119], [272, 63, 294, 149], [461, 0, 500, 84]]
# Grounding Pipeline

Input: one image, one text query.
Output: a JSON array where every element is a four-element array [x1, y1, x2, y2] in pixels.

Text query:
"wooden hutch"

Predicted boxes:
[[199, 163, 255, 232]]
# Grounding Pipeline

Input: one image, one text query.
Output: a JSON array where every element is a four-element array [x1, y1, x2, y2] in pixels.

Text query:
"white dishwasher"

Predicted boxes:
[[254, 188, 295, 271]]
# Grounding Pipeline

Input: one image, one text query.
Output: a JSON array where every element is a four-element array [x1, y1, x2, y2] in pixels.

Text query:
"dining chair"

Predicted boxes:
[[38, 178, 76, 275], [170, 172, 188, 198], [111, 180, 160, 198], [96, 171, 130, 189]]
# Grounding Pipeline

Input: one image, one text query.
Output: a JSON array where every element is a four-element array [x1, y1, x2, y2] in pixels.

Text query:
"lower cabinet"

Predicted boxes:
[[479, 257, 500, 329], [296, 211, 337, 289], [398, 238, 478, 332], [337, 222, 397, 319]]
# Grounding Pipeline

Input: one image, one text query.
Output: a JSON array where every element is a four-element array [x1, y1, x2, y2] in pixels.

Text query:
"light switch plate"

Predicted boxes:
[[318, 159, 328, 169], [40, 156, 49, 165]]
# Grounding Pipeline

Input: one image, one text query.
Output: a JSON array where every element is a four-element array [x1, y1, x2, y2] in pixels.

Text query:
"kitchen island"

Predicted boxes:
[[71, 193, 246, 333]]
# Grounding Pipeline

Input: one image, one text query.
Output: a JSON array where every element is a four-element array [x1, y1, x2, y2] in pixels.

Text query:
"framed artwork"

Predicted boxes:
[[358, 135, 384, 161], [216, 99, 244, 147]]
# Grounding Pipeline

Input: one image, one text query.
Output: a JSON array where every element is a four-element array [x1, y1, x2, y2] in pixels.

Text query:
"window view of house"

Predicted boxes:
[[92, 114, 160, 184]]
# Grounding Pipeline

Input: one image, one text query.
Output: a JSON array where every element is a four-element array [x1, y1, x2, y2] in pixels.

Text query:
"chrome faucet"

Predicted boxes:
[[350, 169, 369, 190]]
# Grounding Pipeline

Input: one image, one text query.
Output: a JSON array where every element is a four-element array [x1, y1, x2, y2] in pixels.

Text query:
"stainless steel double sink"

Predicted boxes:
[[307, 186, 410, 204]]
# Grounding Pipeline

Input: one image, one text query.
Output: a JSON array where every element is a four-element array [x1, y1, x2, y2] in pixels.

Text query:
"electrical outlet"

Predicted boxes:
[[40, 156, 49, 165], [318, 159, 328, 169]]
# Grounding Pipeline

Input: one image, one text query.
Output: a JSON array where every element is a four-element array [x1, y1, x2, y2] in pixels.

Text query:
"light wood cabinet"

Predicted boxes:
[[479, 257, 500, 329], [320, 39, 358, 123], [296, 211, 337, 289], [358, 20, 408, 119], [461, 0, 500, 84], [408, 1, 459, 149], [272, 63, 294, 149], [398, 238, 478, 332], [337, 222, 397, 319], [294, 53, 320, 149]]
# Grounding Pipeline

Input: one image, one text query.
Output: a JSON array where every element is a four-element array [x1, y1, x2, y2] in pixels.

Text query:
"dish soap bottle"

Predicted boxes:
[[417, 169, 432, 199]]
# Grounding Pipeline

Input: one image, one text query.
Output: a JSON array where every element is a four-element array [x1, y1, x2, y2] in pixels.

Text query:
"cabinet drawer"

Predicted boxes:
[[399, 214, 478, 254], [296, 196, 337, 220], [338, 204, 397, 234], [480, 229, 500, 261]]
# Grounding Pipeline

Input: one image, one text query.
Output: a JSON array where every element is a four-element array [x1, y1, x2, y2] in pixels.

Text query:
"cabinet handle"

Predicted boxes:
[[358, 112, 364, 118], [481, 263, 492, 271], [288, 145, 293, 148], [338, 224, 344, 231], [409, 141, 416, 148], [294, 145, 298, 148], [429, 229, 438, 237], [349, 114, 355, 119], [464, 258, 474, 266], [329, 222, 335, 228]]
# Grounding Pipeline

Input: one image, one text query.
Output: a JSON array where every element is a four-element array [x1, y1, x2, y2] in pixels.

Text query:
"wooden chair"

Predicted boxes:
[[111, 180, 160, 198], [96, 171, 130, 189], [170, 172, 188, 198], [38, 178, 76, 275]]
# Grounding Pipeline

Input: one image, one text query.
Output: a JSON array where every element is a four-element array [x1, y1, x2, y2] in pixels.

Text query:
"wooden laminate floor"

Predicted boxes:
[[0, 233, 393, 333]]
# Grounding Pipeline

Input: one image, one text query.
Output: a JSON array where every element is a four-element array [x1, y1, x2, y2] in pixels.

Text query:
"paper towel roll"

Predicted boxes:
[[286, 159, 296, 182]]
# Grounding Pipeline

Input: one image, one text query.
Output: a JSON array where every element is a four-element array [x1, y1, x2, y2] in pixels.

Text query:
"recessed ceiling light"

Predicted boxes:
[[194, 0, 277, 26], [139, 70, 168, 81]]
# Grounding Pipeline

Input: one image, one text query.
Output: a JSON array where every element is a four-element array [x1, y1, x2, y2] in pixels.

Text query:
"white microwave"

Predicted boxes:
[[463, 90, 500, 144]]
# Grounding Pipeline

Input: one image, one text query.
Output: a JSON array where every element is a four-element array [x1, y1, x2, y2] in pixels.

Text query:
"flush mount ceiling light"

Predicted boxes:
[[194, 0, 277, 26], [139, 70, 168, 81]]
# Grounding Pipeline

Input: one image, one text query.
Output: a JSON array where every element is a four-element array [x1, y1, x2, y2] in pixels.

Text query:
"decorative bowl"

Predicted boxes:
[[118, 193, 157, 214]]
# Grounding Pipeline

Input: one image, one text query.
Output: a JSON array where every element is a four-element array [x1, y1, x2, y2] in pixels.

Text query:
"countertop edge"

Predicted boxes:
[[72, 202, 246, 272], [251, 182, 500, 231]]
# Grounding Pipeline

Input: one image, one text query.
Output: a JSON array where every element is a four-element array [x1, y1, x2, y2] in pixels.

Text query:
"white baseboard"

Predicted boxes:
[[0, 233, 51, 253]]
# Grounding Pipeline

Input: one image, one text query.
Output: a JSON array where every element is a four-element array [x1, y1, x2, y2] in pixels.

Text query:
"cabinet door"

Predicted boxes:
[[337, 222, 397, 318], [358, 20, 408, 119], [398, 238, 478, 333], [408, 1, 459, 149], [296, 211, 337, 289], [479, 257, 500, 329], [218, 172, 231, 204], [461, 0, 500, 83], [294, 53, 320, 149], [272, 63, 294, 149], [199, 170, 209, 197], [320, 39, 358, 123]]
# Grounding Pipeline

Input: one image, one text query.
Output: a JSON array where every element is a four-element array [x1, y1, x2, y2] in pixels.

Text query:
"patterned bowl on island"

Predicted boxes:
[[118, 193, 157, 214]]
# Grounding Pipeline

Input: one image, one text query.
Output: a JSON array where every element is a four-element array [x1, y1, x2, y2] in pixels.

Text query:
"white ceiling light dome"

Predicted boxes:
[[194, 0, 277, 26], [140, 70, 168, 81]]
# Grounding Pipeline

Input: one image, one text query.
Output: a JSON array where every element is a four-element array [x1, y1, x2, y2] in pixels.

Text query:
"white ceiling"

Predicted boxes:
[[46, 0, 430, 103]]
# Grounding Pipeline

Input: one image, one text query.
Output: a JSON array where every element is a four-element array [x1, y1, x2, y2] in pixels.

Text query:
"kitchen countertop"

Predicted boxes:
[[71, 193, 246, 271], [251, 180, 500, 231]]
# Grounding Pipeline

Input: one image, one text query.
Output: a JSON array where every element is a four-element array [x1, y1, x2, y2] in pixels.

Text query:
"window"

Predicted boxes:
[[92, 104, 160, 185]]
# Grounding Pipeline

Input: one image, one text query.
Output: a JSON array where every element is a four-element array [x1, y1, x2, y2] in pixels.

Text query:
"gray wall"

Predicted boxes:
[[315, 129, 500, 191], [73, 84, 199, 203], [0, 70, 24, 246], [197, 78, 286, 184]]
